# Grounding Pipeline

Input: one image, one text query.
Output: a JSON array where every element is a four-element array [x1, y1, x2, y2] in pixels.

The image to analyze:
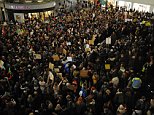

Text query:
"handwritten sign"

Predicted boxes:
[[106, 37, 111, 45], [89, 40, 94, 45], [80, 70, 89, 78], [57, 73, 62, 79], [85, 48, 91, 52], [67, 57, 73, 62], [63, 49, 67, 55], [0, 60, 4, 68], [66, 42, 71, 46], [34, 54, 41, 59], [49, 62, 54, 70], [92, 34, 97, 41], [54, 68, 60, 73], [52, 55, 60, 61], [105, 64, 110, 70]]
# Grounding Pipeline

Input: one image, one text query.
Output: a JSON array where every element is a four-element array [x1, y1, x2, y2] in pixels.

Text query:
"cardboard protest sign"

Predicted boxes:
[[106, 37, 111, 45], [67, 57, 73, 62], [0, 60, 4, 68], [85, 48, 91, 52], [63, 49, 67, 55], [54, 68, 60, 73], [34, 54, 41, 59], [92, 34, 97, 41], [125, 19, 132, 22], [67, 42, 71, 46], [85, 44, 90, 48], [105, 64, 110, 70], [48, 71, 54, 80], [89, 40, 94, 45], [80, 70, 89, 78], [52, 55, 60, 61], [57, 73, 62, 79], [49, 63, 54, 70], [45, 36, 49, 40]]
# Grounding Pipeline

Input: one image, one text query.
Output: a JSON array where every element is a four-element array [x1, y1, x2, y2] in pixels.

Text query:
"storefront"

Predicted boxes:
[[99, 0, 116, 7], [108, 0, 116, 6], [133, 3, 150, 12], [87, 0, 116, 7], [5, 1, 56, 22], [117, 1, 132, 10], [116, 0, 154, 13]]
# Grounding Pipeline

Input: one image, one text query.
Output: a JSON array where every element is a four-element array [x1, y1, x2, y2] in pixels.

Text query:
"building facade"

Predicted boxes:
[[4, 0, 56, 22], [0, 0, 6, 21], [2, 0, 154, 22]]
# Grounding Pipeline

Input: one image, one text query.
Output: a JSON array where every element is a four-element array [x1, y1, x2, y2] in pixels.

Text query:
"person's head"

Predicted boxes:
[[117, 104, 127, 114], [150, 98, 154, 108], [47, 101, 53, 110], [55, 104, 62, 111], [29, 112, 35, 115], [76, 96, 83, 105]]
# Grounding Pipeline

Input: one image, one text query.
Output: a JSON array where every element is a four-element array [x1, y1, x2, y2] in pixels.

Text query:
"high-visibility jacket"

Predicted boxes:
[[132, 77, 142, 89]]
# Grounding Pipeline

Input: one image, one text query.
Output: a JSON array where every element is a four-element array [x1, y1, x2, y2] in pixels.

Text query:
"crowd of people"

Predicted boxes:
[[0, 2, 154, 115]]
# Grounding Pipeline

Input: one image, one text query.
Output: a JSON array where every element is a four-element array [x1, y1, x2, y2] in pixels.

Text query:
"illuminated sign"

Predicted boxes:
[[133, 3, 150, 12], [118, 1, 132, 10], [9, 5, 30, 10], [5, 1, 56, 10]]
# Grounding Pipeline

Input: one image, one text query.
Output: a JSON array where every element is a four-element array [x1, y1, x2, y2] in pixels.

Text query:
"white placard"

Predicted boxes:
[[0, 60, 4, 68], [125, 19, 132, 22], [67, 57, 72, 62], [85, 44, 90, 48], [106, 37, 111, 45], [67, 42, 71, 46]]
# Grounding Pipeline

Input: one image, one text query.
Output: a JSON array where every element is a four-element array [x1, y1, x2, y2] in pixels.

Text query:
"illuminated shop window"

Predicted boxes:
[[25, 0, 32, 3], [133, 3, 150, 12], [108, 0, 116, 6], [118, 1, 132, 10], [14, 0, 20, 2], [37, 0, 43, 2]]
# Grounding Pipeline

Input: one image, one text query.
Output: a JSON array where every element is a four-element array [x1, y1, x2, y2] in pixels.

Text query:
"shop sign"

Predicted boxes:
[[5, 1, 56, 10]]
